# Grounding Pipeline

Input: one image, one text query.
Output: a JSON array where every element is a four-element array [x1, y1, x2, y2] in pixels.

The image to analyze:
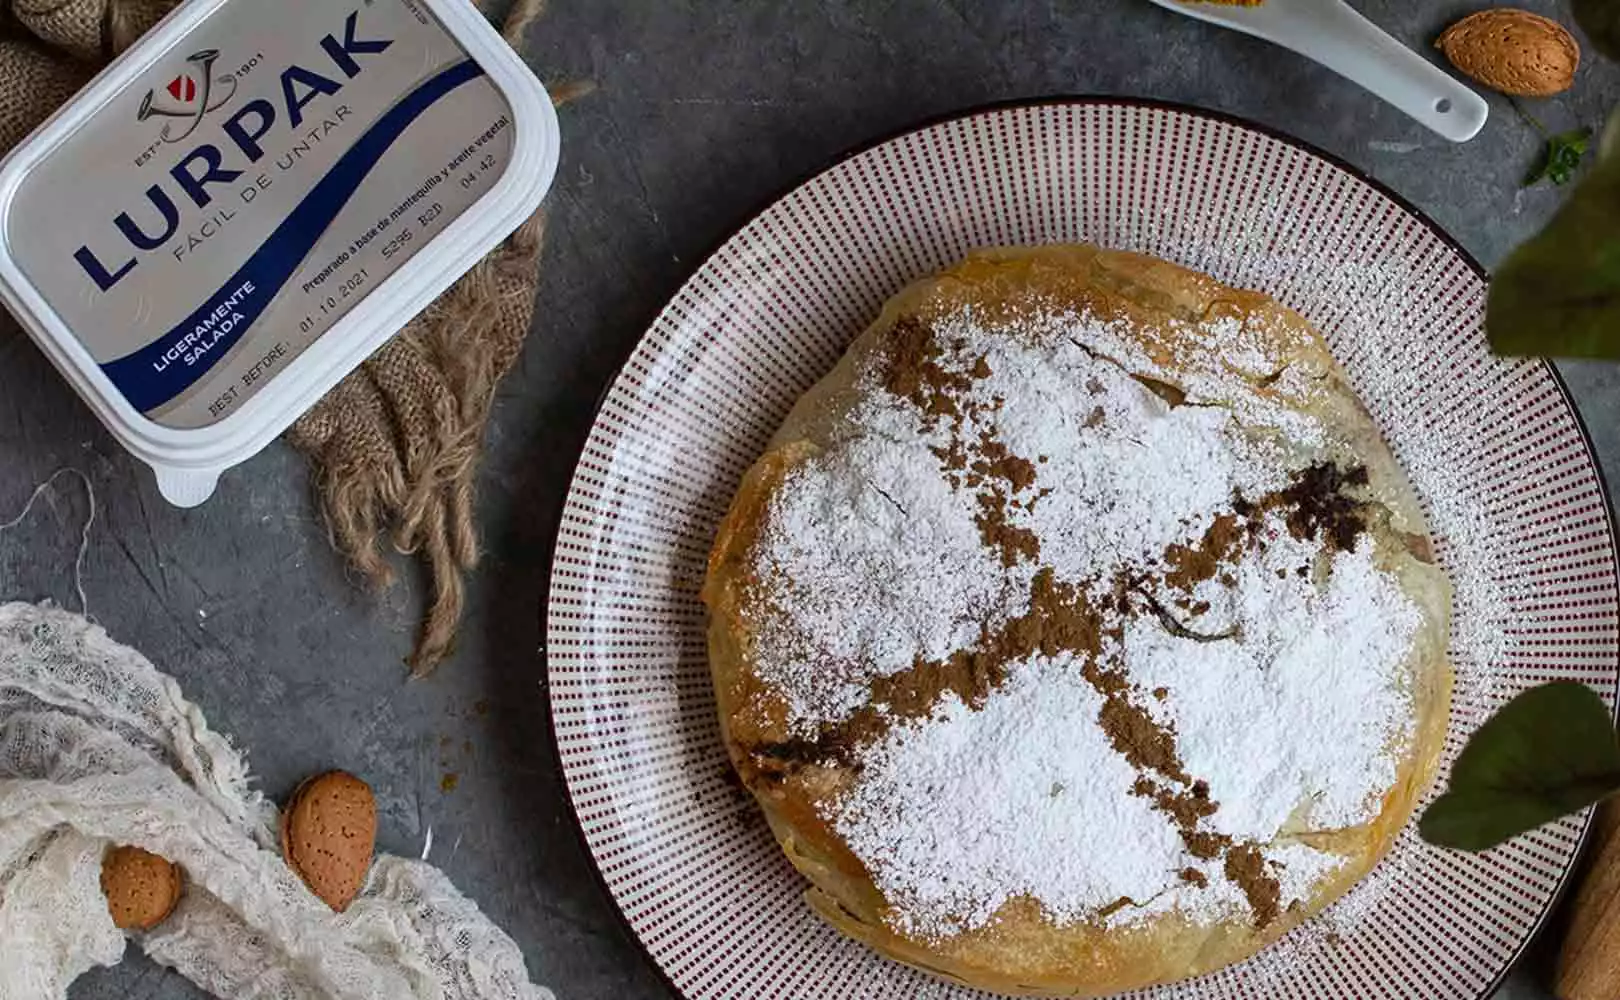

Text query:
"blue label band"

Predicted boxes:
[[102, 58, 486, 414]]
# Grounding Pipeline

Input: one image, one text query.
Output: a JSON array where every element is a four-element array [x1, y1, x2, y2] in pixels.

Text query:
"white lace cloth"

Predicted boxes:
[[0, 601, 554, 1000]]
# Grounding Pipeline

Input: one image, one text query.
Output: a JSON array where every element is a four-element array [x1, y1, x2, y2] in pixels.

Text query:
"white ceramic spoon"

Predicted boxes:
[[1147, 0, 1488, 143]]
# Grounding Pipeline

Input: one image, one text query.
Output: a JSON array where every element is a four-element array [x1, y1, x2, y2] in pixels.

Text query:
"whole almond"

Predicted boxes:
[[101, 845, 183, 931], [1437, 8, 1580, 97], [280, 770, 377, 912]]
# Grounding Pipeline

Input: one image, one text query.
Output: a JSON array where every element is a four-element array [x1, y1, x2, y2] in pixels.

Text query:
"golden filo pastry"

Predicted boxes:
[[703, 245, 1452, 996]]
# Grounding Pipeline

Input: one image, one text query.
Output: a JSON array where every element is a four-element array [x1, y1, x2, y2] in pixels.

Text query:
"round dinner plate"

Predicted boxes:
[[545, 100, 1620, 1000]]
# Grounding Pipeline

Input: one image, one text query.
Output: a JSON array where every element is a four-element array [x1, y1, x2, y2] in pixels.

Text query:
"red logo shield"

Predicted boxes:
[[166, 75, 197, 104]]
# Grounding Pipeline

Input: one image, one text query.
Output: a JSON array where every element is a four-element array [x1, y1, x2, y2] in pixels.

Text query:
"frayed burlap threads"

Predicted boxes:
[[287, 0, 554, 675], [288, 210, 546, 676], [0, 0, 561, 675]]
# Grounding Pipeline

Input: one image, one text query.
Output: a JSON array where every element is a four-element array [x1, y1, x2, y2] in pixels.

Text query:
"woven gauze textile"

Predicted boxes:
[[0, 601, 554, 1000]]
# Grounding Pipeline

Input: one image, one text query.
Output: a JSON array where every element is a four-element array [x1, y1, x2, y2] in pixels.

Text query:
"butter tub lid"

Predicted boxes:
[[0, 0, 559, 506]]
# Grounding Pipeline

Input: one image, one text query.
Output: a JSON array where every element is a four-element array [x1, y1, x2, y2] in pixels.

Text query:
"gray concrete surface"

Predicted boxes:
[[0, 1, 1612, 997]]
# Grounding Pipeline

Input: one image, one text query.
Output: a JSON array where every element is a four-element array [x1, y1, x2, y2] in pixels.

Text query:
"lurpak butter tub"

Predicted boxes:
[[0, 0, 560, 505]]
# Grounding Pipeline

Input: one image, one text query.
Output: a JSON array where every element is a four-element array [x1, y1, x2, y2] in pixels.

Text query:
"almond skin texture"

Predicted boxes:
[[101, 845, 183, 931], [1437, 9, 1579, 97], [280, 770, 377, 912]]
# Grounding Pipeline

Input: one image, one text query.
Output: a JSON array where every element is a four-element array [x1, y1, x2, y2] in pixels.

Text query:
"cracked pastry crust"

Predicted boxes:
[[702, 245, 1452, 996]]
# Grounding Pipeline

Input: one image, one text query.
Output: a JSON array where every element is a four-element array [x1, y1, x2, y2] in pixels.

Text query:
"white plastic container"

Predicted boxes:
[[0, 0, 560, 506]]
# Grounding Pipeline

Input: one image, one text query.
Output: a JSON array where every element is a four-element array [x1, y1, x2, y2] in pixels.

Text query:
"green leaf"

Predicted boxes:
[[1420, 681, 1620, 851], [1487, 152, 1620, 357], [1575, 0, 1620, 62], [1526, 128, 1593, 186]]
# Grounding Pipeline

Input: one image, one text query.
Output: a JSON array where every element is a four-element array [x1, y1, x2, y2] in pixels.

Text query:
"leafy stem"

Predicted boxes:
[[1511, 98, 1591, 187], [1529, 128, 1593, 187]]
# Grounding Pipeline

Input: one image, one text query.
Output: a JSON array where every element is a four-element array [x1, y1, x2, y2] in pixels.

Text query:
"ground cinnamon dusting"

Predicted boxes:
[[1015, 569, 1107, 660], [973, 435, 1039, 491], [874, 651, 1006, 717], [932, 443, 969, 473], [1224, 843, 1282, 927], [745, 566, 1107, 774], [885, 320, 1044, 566], [1134, 775, 1218, 831], [748, 307, 1412, 936], [1098, 695, 1187, 782], [992, 569, 1289, 927], [1165, 464, 1372, 593], [1184, 830, 1228, 861], [874, 315, 1309, 925], [976, 492, 1042, 567], [1231, 463, 1371, 554], [1163, 514, 1242, 591], [883, 318, 974, 423]]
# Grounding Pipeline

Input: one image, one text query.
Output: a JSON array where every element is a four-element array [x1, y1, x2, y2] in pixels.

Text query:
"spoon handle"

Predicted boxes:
[[1266, 0, 1487, 143]]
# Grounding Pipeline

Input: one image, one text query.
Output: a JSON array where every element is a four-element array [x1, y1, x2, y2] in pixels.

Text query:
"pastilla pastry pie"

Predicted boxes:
[[702, 245, 1452, 996]]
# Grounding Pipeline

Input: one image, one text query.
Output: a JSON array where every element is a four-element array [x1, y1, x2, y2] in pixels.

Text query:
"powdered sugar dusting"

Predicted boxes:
[[958, 310, 1293, 579], [753, 306, 1309, 727], [1148, 195, 1514, 710], [837, 653, 1192, 935], [836, 645, 1360, 937], [1269, 844, 1351, 913], [754, 433, 1021, 724], [746, 289, 1434, 940], [1127, 523, 1423, 838]]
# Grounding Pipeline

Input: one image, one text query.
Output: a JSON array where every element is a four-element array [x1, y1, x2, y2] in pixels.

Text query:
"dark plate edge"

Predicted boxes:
[[538, 94, 1620, 1000]]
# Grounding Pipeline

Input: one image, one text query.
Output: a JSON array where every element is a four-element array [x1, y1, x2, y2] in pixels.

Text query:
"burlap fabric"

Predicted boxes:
[[0, 0, 549, 675]]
